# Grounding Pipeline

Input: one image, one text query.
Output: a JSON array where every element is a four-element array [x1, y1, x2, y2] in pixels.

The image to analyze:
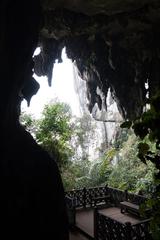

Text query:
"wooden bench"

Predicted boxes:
[[120, 201, 140, 216], [93, 195, 110, 206]]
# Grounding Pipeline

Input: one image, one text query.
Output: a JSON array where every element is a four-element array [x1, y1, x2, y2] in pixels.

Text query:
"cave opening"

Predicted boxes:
[[1, 1, 160, 238], [20, 45, 124, 192]]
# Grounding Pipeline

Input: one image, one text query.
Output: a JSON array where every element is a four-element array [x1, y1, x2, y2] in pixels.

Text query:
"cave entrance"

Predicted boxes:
[[20, 45, 155, 196], [20, 46, 125, 192]]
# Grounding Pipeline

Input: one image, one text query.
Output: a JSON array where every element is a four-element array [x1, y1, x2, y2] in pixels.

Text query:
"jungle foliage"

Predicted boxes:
[[21, 95, 160, 238], [120, 92, 160, 239], [20, 101, 155, 196]]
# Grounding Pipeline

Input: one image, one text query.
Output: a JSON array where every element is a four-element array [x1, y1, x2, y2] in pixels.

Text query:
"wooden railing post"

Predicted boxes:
[[105, 184, 108, 194], [94, 207, 98, 240], [72, 198, 76, 227], [125, 189, 128, 201], [65, 196, 76, 229], [83, 187, 86, 208]]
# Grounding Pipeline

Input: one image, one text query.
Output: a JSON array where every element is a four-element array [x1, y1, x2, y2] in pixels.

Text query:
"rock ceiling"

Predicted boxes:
[[33, 0, 160, 120]]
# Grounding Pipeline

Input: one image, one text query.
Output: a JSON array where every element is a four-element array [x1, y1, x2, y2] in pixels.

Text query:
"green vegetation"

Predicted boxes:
[[36, 102, 73, 169], [20, 101, 96, 190], [21, 95, 160, 238], [108, 134, 155, 195], [20, 100, 155, 196], [21, 102, 73, 169], [120, 92, 160, 239]]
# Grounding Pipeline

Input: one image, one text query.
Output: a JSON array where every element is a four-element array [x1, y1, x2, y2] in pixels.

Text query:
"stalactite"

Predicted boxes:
[[33, 2, 160, 120]]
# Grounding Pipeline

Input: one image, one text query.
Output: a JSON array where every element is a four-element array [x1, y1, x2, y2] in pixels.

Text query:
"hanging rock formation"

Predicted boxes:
[[34, 0, 160, 120]]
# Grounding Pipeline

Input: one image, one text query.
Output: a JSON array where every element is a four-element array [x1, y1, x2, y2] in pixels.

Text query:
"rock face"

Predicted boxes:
[[0, 0, 160, 238]]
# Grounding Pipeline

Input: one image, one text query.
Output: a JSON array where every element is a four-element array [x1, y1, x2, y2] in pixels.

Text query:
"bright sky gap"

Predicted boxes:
[[21, 48, 81, 118]]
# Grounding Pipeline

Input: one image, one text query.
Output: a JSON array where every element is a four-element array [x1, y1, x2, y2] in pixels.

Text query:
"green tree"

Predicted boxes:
[[20, 112, 38, 135], [108, 133, 155, 193], [61, 159, 91, 191], [35, 102, 74, 169], [72, 113, 96, 161], [20, 104, 97, 190]]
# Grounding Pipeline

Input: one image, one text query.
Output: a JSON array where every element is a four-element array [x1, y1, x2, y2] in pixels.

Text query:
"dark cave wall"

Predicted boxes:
[[0, 1, 69, 238], [0, 1, 40, 129]]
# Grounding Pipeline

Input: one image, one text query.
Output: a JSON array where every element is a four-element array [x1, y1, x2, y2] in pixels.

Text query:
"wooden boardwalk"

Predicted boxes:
[[70, 231, 89, 240], [99, 207, 141, 224], [73, 206, 143, 239], [76, 208, 94, 238]]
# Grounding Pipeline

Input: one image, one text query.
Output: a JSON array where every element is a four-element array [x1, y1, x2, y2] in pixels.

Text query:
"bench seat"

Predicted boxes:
[[120, 201, 139, 215], [93, 195, 110, 206]]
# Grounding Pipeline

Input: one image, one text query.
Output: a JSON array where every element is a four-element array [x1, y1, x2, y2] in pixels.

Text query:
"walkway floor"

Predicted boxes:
[[76, 208, 94, 237], [99, 207, 141, 224], [70, 231, 89, 240], [75, 206, 143, 238]]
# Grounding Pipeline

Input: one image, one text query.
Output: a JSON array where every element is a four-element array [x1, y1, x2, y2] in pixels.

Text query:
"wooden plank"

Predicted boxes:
[[92, 195, 110, 206], [76, 209, 94, 237], [70, 231, 89, 240], [75, 207, 144, 238], [99, 207, 141, 224], [120, 201, 139, 210]]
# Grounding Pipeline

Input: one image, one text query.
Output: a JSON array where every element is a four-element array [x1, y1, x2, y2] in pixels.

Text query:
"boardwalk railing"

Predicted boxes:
[[66, 186, 150, 238], [66, 185, 147, 209], [94, 209, 152, 240], [66, 186, 109, 228]]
